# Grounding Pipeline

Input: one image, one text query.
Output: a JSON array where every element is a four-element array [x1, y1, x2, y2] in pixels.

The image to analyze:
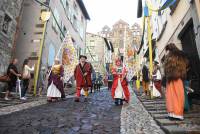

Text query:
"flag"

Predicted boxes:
[[144, 4, 149, 17], [160, 0, 176, 11], [137, 0, 143, 18]]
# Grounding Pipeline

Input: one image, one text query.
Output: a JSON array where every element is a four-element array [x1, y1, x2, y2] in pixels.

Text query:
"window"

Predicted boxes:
[[68, 7, 72, 21], [170, 0, 180, 15], [81, 16, 84, 23], [2, 13, 12, 35], [73, 2, 78, 16], [31, 52, 37, 57], [60, 22, 68, 40], [90, 40, 95, 46], [79, 24, 84, 39], [119, 30, 123, 37], [52, 8, 60, 33], [65, 0, 69, 14], [73, 15, 78, 31]]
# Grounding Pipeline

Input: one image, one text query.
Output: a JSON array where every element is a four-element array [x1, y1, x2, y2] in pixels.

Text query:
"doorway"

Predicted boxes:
[[179, 19, 200, 93]]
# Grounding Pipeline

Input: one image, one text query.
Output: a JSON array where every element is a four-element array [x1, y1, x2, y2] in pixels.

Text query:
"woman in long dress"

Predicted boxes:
[[111, 58, 130, 105], [47, 59, 65, 102], [164, 43, 188, 120], [152, 61, 162, 98]]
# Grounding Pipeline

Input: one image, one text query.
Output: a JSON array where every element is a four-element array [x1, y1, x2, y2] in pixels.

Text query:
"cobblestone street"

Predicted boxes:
[[121, 88, 165, 134], [0, 89, 121, 134]]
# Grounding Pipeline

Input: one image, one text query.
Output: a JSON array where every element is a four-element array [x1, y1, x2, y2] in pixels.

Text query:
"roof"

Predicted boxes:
[[113, 19, 129, 26], [76, 0, 90, 20]]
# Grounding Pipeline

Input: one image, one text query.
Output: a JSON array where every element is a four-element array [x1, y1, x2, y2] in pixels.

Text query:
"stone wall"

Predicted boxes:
[[0, 0, 23, 75], [0, 0, 23, 90]]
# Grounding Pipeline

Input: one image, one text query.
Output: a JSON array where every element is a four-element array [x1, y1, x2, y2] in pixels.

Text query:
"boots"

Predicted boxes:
[[115, 98, 119, 106], [119, 99, 123, 105], [74, 97, 80, 102]]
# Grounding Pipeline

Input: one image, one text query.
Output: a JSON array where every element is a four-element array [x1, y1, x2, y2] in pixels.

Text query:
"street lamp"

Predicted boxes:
[[33, 11, 51, 96]]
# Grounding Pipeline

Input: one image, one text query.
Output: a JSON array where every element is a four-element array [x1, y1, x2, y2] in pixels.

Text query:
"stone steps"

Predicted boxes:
[[162, 125, 200, 134], [135, 91, 200, 134]]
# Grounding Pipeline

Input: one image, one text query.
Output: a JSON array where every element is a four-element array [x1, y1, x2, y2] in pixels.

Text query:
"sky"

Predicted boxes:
[[83, 0, 142, 34]]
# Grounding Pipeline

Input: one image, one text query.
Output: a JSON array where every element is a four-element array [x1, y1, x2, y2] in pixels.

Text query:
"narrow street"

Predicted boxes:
[[0, 89, 121, 134]]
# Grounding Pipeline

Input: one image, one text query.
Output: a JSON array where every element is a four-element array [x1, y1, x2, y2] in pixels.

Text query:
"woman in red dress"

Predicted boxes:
[[111, 58, 130, 105]]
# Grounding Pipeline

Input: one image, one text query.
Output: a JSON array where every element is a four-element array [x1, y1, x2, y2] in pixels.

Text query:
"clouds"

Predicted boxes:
[[83, 0, 141, 33]]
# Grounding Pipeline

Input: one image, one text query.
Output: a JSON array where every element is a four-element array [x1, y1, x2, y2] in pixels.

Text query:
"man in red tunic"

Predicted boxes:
[[74, 55, 92, 102]]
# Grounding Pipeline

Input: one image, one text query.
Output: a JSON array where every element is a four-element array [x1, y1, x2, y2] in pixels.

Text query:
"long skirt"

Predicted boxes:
[[47, 82, 61, 98], [114, 79, 125, 99], [166, 79, 184, 119]]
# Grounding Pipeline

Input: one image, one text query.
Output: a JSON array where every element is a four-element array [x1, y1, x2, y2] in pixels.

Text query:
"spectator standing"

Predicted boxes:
[[142, 65, 150, 96], [5, 58, 21, 100], [21, 59, 34, 100]]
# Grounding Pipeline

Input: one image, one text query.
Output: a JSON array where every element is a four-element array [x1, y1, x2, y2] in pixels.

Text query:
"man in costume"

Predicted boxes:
[[111, 58, 130, 105], [47, 59, 65, 102], [164, 43, 188, 120], [74, 55, 92, 102]]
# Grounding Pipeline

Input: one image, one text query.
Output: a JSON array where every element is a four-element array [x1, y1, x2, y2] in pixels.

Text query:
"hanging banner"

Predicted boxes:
[[144, 4, 149, 17], [62, 34, 78, 82], [125, 45, 137, 81]]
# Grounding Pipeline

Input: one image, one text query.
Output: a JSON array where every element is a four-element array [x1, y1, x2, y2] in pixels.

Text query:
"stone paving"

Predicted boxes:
[[0, 89, 121, 134], [120, 88, 165, 134], [0, 87, 75, 109]]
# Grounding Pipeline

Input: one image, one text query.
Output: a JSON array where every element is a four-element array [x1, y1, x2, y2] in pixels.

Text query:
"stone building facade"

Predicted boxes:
[[15, 0, 90, 68], [138, 0, 200, 91], [85, 33, 107, 74], [0, 0, 23, 75], [14, 0, 90, 89], [99, 20, 142, 60]]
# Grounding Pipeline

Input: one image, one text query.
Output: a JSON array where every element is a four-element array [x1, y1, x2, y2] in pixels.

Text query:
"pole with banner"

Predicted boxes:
[[33, 11, 51, 96]]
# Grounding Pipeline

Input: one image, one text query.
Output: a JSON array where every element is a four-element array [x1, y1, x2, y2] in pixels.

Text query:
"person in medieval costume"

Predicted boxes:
[[152, 61, 162, 98], [74, 55, 92, 102], [47, 59, 65, 102], [164, 43, 188, 120], [111, 58, 130, 105]]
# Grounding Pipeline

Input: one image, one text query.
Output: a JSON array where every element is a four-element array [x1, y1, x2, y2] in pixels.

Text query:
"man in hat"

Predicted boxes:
[[74, 55, 92, 102]]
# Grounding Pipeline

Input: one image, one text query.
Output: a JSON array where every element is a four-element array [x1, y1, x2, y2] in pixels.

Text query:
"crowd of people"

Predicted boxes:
[[0, 42, 196, 121], [3, 58, 35, 100], [0, 55, 106, 102]]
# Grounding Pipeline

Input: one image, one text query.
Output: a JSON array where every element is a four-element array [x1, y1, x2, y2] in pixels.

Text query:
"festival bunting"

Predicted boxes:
[[146, 0, 177, 12]]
